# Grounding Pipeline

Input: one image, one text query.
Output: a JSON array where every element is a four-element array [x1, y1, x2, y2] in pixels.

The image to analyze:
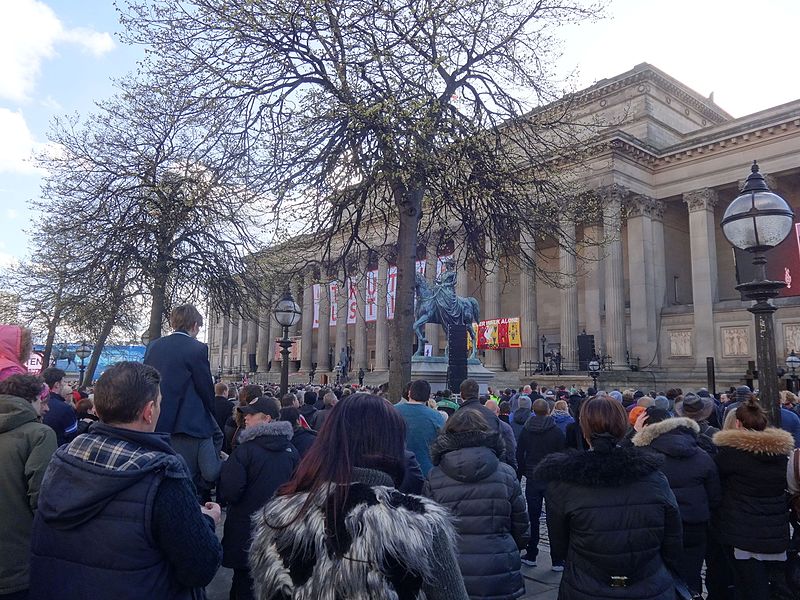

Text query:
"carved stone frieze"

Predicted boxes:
[[721, 326, 749, 357], [668, 329, 692, 357]]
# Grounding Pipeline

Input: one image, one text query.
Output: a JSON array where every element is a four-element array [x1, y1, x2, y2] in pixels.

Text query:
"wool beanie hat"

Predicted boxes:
[[734, 385, 752, 404], [629, 405, 646, 426], [609, 390, 623, 403], [654, 395, 670, 411]]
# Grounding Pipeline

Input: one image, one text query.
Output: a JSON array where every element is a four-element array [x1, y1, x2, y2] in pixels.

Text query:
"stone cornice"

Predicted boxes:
[[598, 112, 800, 170], [567, 64, 731, 125]]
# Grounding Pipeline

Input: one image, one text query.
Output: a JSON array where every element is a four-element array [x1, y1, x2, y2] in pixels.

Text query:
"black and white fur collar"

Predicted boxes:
[[239, 420, 294, 444]]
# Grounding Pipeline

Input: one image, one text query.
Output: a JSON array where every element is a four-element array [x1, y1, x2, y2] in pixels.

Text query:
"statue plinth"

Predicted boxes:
[[410, 355, 495, 394]]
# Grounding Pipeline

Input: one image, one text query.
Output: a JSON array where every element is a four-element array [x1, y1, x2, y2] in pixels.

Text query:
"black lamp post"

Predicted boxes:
[[588, 358, 600, 391], [787, 350, 800, 394], [75, 341, 92, 387], [540, 335, 547, 361], [721, 161, 794, 426], [273, 288, 302, 396]]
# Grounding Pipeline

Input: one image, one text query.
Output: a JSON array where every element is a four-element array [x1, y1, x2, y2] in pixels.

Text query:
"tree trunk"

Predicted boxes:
[[41, 276, 66, 368], [148, 269, 168, 342], [388, 185, 422, 403], [82, 314, 115, 386]]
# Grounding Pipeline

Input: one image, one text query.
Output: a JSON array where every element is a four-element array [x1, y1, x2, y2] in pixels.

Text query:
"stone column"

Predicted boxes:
[[455, 237, 469, 298], [519, 231, 539, 369], [651, 201, 667, 312], [316, 278, 331, 372], [256, 297, 272, 372], [684, 188, 719, 367], [300, 271, 314, 372], [425, 251, 440, 356], [335, 268, 348, 369], [226, 317, 235, 372], [582, 223, 604, 351], [354, 257, 368, 372], [217, 315, 227, 373], [603, 192, 627, 367], [626, 195, 657, 363], [236, 316, 244, 371], [374, 257, 390, 371], [559, 214, 579, 367], [483, 238, 503, 370], [246, 316, 258, 372]]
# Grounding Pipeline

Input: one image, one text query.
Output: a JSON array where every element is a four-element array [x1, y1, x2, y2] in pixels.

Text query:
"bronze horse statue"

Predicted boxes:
[[413, 270, 480, 359]]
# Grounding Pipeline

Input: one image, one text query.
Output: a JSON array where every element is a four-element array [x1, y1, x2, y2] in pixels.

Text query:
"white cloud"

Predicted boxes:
[[0, 108, 45, 174], [0, 0, 115, 103], [6, 209, 19, 220]]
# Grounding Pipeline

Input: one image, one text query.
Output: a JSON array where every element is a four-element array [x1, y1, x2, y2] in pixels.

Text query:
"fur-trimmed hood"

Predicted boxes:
[[713, 427, 794, 456], [632, 417, 699, 447], [534, 446, 664, 487], [239, 420, 294, 444]]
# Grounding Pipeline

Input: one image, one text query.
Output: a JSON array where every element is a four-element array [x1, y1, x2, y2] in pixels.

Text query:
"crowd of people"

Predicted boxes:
[[1, 307, 799, 600]]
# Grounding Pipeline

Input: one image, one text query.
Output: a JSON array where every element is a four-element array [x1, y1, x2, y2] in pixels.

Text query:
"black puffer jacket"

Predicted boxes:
[[425, 430, 530, 600], [516, 415, 565, 480], [632, 417, 721, 524], [712, 427, 794, 554], [218, 421, 299, 569], [535, 441, 682, 600]]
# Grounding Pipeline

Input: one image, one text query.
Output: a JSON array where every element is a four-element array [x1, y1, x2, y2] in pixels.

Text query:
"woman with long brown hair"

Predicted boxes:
[[248, 393, 468, 600]]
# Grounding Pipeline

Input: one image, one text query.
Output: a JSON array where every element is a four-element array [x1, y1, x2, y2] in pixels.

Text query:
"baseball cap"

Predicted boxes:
[[238, 396, 279, 418]]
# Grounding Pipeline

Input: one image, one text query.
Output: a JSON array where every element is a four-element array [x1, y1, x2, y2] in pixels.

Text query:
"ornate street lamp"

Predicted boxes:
[[273, 288, 302, 396], [75, 341, 92, 386], [540, 335, 547, 363], [721, 161, 794, 425], [787, 350, 800, 394], [588, 358, 600, 391], [140, 331, 151, 347]]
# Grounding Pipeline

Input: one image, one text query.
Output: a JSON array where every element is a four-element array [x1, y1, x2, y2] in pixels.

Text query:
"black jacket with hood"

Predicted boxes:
[[712, 427, 794, 554], [510, 407, 531, 440], [535, 439, 682, 600], [632, 417, 721, 524], [218, 420, 299, 569], [516, 414, 566, 479], [29, 423, 221, 600], [425, 429, 529, 600]]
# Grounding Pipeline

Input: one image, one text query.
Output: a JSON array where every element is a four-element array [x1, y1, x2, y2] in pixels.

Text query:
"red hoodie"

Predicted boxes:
[[0, 325, 27, 382]]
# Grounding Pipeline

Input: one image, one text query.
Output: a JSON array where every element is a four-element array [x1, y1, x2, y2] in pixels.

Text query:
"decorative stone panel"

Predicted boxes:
[[784, 323, 800, 356], [668, 329, 692, 357], [721, 326, 749, 357]]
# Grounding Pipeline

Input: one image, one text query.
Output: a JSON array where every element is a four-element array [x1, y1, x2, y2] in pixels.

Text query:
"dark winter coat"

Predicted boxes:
[[632, 418, 721, 523], [29, 423, 221, 600], [311, 407, 334, 431], [298, 403, 317, 424], [213, 396, 233, 432], [535, 442, 682, 600], [290, 426, 317, 458], [425, 430, 530, 600], [458, 397, 517, 470], [218, 420, 299, 569], [510, 407, 531, 440], [712, 427, 794, 554], [550, 410, 575, 434], [516, 415, 566, 480], [0, 395, 56, 595]]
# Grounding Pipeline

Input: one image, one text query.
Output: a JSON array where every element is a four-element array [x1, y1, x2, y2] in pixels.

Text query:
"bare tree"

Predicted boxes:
[[122, 0, 606, 400], [35, 77, 272, 343]]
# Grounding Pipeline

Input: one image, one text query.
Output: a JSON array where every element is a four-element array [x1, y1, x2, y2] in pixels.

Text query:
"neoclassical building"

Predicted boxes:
[[207, 63, 800, 389]]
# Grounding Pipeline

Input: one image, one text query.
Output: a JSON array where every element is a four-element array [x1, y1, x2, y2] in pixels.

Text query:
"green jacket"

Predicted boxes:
[[0, 394, 56, 594]]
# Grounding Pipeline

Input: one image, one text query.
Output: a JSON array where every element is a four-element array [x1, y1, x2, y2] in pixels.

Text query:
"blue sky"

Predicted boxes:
[[1, 0, 799, 268]]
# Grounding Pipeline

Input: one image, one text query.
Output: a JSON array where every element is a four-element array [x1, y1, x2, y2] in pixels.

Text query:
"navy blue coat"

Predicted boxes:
[[144, 332, 217, 438], [632, 417, 721, 524]]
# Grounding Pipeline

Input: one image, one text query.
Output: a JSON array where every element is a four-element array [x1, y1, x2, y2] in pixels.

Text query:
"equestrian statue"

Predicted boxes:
[[413, 261, 480, 359]]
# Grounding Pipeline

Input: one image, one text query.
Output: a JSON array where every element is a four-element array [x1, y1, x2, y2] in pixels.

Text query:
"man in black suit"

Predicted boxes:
[[144, 305, 222, 498], [213, 381, 233, 432]]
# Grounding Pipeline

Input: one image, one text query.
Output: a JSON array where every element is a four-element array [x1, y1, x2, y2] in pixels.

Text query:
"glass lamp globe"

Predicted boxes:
[[588, 359, 600, 373], [721, 161, 794, 251], [75, 342, 92, 360], [274, 291, 302, 328], [787, 351, 800, 371]]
